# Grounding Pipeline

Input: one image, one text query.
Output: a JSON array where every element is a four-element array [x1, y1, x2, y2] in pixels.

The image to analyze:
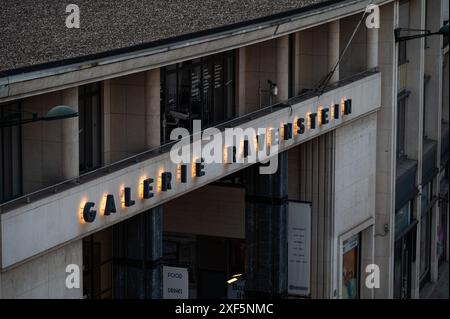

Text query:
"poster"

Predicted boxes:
[[163, 266, 189, 299], [342, 234, 360, 299], [287, 201, 311, 297]]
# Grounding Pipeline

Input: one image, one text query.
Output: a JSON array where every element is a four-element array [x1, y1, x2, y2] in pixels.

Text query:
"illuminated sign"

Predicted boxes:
[[80, 98, 353, 223]]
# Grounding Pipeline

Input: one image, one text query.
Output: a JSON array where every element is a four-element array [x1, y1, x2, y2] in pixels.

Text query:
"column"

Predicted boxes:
[[112, 206, 163, 299], [145, 68, 161, 148], [424, 0, 444, 284], [276, 35, 289, 102], [61, 87, 79, 180], [244, 152, 288, 298], [238, 47, 247, 116], [406, 0, 425, 299], [328, 20, 340, 83], [374, 1, 398, 299], [367, 27, 379, 70]]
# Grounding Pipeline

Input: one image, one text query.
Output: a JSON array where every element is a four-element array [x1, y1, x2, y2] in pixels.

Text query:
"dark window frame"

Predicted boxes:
[[160, 50, 236, 144], [82, 231, 113, 299], [0, 101, 23, 203], [397, 93, 408, 158], [79, 83, 102, 174]]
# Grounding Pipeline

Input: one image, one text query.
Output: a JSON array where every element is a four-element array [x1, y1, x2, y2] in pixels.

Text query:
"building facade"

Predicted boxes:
[[0, 0, 448, 299]]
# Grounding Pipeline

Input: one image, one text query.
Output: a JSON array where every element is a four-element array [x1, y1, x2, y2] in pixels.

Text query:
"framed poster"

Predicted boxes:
[[287, 201, 312, 297], [341, 234, 360, 299]]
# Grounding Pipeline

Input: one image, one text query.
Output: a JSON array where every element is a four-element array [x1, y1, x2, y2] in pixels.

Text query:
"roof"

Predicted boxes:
[[0, 0, 337, 75]]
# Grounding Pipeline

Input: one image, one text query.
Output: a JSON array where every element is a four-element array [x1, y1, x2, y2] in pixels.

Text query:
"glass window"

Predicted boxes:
[[395, 201, 411, 236], [82, 228, 113, 299], [79, 83, 102, 174], [397, 97, 407, 158], [342, 234, 360, 299], [161, 50, 236, 143], [0, 101, 22, 203]]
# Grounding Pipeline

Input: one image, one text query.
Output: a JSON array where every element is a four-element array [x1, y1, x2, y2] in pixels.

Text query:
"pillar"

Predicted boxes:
[[244, 152, 288, 298], [238, 47, 247, 116], [374, 1, 398, 299], [276, 35, 290, 102], [367, 27, 379, 70], [405, 0, 425, 299], [61, 87, 79, 180], [145, 68, 161, 148], [328, 20, 340, 83], [112, 207, 163, 299], [424, 0, 444, 285]]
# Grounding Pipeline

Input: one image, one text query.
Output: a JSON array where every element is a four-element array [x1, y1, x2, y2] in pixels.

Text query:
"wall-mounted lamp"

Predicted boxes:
[[143, 178, 154, 199], [104, 195, 117, 215], [333, 104, 340, 119], [243, 140, 250, 158], [195, 158, 206, 177], [161, 172, 172, 191], [83, 202, 96, 223], [284, 123, 293, 140], [344, 99, 352, 115], [0, 105, 78, 128], [124, 187, 135, 207], [394, 22, 448, 42], [227, 146, 237, 163], [180, 165, 188, 183]]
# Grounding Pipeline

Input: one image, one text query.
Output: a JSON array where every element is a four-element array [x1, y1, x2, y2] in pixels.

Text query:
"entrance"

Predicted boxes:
[[393, 225, 416, 299]]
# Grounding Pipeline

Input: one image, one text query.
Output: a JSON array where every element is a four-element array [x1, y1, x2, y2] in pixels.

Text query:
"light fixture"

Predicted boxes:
[[227, 273, 244, 284], [0, 104, 78, 128], [394, 22, 449, 42], [268, 80, 278, 97], [42, 105, 78, 121], [124, 187, 135, 207]]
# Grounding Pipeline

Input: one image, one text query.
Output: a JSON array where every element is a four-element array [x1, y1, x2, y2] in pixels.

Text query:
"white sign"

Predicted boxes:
[[163, 266, 189, 299], [227, 279, 245, 299], [287, 201, 311, 296]]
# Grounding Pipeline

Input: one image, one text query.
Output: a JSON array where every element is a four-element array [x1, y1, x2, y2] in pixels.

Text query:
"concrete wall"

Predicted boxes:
[[444, 52, 449, 123], [163, 185, 245, 239], [339, 15, 368, 79], [1, 72, 381, 271], [21, 89, 78, 193], [288, 133, 334, 299], [334, 113, 377, 234], [334, 113, 377, 299], [107, 73, 147, 163], [0, 240, 82, 299], [295, 24, 329, 94], [374, 1, 398, 299], [241, 37, 289, 114]]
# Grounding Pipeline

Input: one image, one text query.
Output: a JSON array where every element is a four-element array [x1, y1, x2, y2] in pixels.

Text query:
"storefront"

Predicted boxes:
[[419, 181, 434, 287], [162, 233, 245, 299], [438, 162, 449, 264], [393, 201, 417, 299]]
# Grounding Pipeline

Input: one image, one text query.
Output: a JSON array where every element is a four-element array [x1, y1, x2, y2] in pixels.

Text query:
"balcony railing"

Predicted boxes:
[[0, 69, 379, 214]]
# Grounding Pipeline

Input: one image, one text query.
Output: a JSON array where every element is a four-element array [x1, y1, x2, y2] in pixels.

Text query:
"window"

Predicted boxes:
[[79, 83, 102, 174], [0, 101, 22, 203], [341, 234, 361, 299], [161, 51, 236, 143], [82, 228, 113, 299], [395, 201, 412, 236], [398, 0, 410, 66], [419, 182, 433, 284], [397, 97, 407, 158]]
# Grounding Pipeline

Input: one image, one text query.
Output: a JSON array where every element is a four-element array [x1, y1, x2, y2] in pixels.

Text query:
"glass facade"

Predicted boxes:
[[79, 83, 102, 174], [0, 101, 22, 203], [160, 50, 236, 143]]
